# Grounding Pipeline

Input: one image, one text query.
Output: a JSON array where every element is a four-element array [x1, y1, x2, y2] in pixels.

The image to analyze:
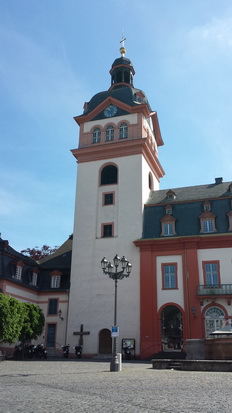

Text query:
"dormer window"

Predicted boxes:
[[50, 270, 62, 288], [92, 128, 101, 144], [51, 276, 60, 288], [199, 211, 217, 233], [13, 261, 24, 280], [30, 272, 38, 286], [203, 201, 211, 211], [15, 265, 22, 280], [228, 183, 232, 193], [166, 190, 176, 200], [165, 204, 173, 215], [161, 215, 176, 236]]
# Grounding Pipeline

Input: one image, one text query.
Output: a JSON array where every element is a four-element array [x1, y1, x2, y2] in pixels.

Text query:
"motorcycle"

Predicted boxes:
[[61, 345, 70, 358], [74, 345, 82, 359], [24, 344, 35, 359], [13, 343, 23, 360], [123, 346, 132, 360], [34, 344, 47, 359]]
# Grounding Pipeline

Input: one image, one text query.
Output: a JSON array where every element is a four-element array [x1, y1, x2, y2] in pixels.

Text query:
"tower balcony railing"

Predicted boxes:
[[197, 284, 232, 296]]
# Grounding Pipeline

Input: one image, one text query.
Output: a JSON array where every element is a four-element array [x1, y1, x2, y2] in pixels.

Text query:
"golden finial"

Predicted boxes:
[[120, 34, 126, 57]]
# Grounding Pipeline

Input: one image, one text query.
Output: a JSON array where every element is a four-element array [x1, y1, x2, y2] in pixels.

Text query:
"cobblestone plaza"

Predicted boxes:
[[1, 360, 232, 412]]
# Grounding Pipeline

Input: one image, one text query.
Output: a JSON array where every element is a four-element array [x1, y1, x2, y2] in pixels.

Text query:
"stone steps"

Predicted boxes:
[[166, 362, 182, 370]]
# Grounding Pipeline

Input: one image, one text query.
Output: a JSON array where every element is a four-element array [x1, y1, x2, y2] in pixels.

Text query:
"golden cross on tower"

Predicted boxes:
[[120, 34, 126, 57]]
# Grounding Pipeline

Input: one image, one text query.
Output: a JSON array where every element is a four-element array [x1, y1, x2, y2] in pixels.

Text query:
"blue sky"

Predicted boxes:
[[1, 0, 232, 252]]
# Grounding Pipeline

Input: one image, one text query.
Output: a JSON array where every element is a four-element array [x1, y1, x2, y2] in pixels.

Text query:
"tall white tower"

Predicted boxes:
[[67, 43, 164, 357]]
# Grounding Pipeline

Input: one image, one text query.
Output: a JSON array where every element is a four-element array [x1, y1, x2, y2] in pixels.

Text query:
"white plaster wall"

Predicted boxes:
[[156, 255, 184, 311], [197, 248, 232, 284], [67, 151, 160, 355], [5, 285, 38, 303]]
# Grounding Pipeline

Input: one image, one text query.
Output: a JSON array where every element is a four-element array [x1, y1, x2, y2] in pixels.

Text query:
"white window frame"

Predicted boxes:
[[164, 222, 174, 236], [92, 128, 101, 143], [203, 219, 214, 233], [106, 126, 114, 141], [51, 276, 60, 288], [15, 265, 22, 280], [31, 272, 38, 286], [119, 123, 128, 139], [163, 264, 177, 289]]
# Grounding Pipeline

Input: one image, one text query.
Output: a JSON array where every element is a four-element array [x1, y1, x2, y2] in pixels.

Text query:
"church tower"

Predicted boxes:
[[67, 40, 164, 357]]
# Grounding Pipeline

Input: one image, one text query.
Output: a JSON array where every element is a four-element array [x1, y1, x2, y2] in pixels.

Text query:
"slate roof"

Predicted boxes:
[[143, 180, 232, 239], [111, 56, 134, 69], [0, 237, 36, 267], [0, 236, 72, 292], [83, 86, 150, 116], [39, 235, 72, 267], [146, 180, 232, 206]]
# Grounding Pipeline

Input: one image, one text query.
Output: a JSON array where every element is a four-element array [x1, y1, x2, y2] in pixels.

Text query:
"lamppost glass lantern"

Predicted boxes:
[[101, 254, 132, 372]]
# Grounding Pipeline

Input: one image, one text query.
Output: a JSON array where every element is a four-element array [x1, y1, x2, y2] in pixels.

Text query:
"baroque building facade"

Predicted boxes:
[[66, 42, 232, 359], [1, 44, 232, 359]]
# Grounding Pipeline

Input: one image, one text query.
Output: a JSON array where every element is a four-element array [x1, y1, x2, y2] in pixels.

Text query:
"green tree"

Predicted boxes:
[[0, 294, 25, 344], [19, 303, 45, 344]]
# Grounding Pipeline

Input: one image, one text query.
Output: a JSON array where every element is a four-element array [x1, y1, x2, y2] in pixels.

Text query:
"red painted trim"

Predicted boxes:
[[134, 234, 232, 250], [202, 302, 228, 317], [139, 239, 206, 358], [101, 222, 114, 238], [74, 97, 150, 124], [72, 138, 165, 180], [49, 270, 62, 277]]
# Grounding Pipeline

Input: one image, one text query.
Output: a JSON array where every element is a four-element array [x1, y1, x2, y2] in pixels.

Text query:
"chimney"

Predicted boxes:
[[215, 177, 223, 184]]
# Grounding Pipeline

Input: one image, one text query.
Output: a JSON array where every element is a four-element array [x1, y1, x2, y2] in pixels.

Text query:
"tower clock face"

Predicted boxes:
[[104, 105, 117, 118]]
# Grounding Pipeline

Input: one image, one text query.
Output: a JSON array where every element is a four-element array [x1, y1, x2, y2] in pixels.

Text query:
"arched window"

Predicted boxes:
[[149, 172, 154, 190], [119, 123, 128, 139], [92, 128, 101, 143], [101, 165, 118, 185], [205, 307, 225, 337], [116, 71, 122, 82], [106, 126, 114, 141], [124, 71, 130, 83]]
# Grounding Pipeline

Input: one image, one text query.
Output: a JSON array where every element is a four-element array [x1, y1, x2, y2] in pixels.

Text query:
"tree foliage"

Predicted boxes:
[[21, 245, 59, 260], [19, 303, 45, 343], [0, 293, 45, 345], [0, 294, 24, 344]]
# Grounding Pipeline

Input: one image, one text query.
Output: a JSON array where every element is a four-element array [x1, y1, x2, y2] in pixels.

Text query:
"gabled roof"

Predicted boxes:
[[38, 235, 72, 269]]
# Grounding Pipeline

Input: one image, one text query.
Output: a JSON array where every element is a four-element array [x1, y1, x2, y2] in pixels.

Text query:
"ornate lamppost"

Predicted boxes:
[[101, 254, 132, 372]]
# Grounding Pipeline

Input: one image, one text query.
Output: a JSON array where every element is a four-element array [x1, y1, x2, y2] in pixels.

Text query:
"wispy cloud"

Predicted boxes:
[[0, 26, 87, 121]]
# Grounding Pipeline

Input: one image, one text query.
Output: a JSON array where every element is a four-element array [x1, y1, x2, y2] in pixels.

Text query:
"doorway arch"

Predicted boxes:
[[161, 305, 183, 351], [99, 329, 112, 354]]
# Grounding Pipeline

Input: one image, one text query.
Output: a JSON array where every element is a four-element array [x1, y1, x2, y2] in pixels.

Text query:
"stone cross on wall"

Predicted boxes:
[[73, 324, 90, 347]]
